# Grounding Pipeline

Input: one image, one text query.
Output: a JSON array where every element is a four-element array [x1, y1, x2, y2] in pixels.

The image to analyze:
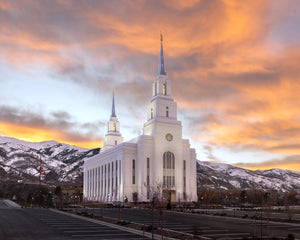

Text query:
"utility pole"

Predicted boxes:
[[39, 155, 42, 207]]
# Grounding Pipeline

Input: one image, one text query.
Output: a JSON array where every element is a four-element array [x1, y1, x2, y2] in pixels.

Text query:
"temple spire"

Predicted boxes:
[[158, 34, 166, 76], [111, 93, 116, 117]]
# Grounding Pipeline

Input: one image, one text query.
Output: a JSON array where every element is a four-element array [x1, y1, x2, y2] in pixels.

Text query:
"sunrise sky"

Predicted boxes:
[[0, 0, 300, 171]]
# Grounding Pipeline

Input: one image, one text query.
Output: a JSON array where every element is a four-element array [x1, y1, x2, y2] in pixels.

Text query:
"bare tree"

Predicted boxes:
[[143, 181, 167, 239], [284, 190, 297, 221]]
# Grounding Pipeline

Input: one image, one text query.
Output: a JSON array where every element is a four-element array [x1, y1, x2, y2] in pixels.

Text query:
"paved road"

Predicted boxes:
[[2, 200, 299, 240], [0, 200, 150, 240], [201, 208, 300, 221], [77, 207, 300, 239]]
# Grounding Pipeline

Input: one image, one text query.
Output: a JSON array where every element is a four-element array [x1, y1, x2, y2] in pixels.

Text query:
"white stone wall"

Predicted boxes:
[[137, 135, 154, 201], [189, 148, 198, 201], [120, 143, 138, 202], [84, 144, 133, 202], [102, 133, 124, 152]]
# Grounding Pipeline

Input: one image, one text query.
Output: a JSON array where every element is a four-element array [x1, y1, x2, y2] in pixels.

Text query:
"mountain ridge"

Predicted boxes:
[[0, 136, 100, 185], [1, 136, 300, 192], [197, 161, 300, 192]]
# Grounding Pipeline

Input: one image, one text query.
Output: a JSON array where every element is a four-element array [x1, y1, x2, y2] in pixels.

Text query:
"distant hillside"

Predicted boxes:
[[0, 136, 100, 185], [197, 161, 300, 193], [1, 136, 299, 192]]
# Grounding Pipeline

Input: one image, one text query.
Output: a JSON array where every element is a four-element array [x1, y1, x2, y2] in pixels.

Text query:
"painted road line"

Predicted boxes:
[[44, 222, 100, 225], [56, 227, 109, 231], [201, 233, 251, 237], [64, 229, 122, 233], [201, 229, 228, 233], [167, 226, 196, 229], [71, 233, 144, 238], [165, 225, 194, 228], [101, 239, 143, 240], [167, 225, 210, 228], [48, 223, 100, 226], [51, 209, 177, 240]]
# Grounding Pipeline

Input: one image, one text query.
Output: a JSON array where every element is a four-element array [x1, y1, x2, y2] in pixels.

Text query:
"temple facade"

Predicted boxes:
[[83, 36, 197, 203]]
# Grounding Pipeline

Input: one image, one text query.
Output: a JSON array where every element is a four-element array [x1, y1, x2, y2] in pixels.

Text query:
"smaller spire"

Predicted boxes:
[[158, 33, 166, 76], [111, 93, 116, 117]]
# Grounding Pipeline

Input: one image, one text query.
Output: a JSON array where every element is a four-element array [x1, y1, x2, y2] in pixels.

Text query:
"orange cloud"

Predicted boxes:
[[0, 122, 102, 149], [236, 163, 300, 172], [0, 0, 274, 71], [1, 0, 299, 171], [0, 2, 10, 10], [234, 155, 300, 171]]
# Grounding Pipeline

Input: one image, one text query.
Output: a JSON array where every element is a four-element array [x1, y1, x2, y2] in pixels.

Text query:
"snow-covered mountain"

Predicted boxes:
[[197, 161, 300, 192], [0, 136, 100, 185], [1, 136, 299, 192]]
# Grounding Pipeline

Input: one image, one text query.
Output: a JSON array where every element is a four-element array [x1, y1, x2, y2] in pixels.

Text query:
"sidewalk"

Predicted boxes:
[[3, 199, 21, 208]]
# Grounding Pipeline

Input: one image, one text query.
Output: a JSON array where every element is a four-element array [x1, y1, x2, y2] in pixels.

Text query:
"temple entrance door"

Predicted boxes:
[[163, 190, 176, 202]]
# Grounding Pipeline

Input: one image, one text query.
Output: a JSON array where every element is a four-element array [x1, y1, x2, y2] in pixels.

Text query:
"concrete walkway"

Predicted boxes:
[[2, 199, 21, 208]]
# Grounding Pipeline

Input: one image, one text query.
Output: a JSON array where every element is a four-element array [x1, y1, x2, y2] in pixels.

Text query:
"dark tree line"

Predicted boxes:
[[197, 188, 300, 206], [0, 182, 82, 208]]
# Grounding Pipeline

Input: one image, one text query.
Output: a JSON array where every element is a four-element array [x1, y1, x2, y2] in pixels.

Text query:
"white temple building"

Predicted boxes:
[[83, 36, 197, 203]]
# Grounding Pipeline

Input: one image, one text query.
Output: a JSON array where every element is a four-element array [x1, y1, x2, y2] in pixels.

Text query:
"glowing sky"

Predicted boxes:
[[1, 0, 300, 171]]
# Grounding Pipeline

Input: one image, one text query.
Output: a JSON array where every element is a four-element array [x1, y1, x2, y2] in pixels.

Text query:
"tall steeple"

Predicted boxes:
[[143, 33, 181, 139], [144, 34, 179, 134], [101, 93, 123, 152], [151, 34, 172, 99], [158, 34, 166, 76], [111, 93, 116, 117]]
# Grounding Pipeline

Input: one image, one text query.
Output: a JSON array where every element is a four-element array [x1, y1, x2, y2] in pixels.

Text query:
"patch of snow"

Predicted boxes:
[[229, 180, 241, 188], [0, 136, 88, 152]]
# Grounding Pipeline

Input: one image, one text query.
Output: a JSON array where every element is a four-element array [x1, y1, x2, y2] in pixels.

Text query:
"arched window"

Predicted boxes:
[[113, 123, 116, 132], [166, 106, 169, 117], [163, 83, 167, 95], [163, 152, 175, 188]]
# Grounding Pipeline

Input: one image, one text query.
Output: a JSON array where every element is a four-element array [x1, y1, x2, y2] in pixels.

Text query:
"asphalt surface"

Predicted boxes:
[[1, 199, 299, 240], [77, 207, 300, 239], [0, 200, 150, 240], [202, 208, 300, 221]]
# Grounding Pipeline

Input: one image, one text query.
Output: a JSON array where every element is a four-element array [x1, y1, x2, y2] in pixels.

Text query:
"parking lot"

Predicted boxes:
[[0, 200, 151, 240], [75, 207, 300, 239], [1, 199, 299, 240]]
